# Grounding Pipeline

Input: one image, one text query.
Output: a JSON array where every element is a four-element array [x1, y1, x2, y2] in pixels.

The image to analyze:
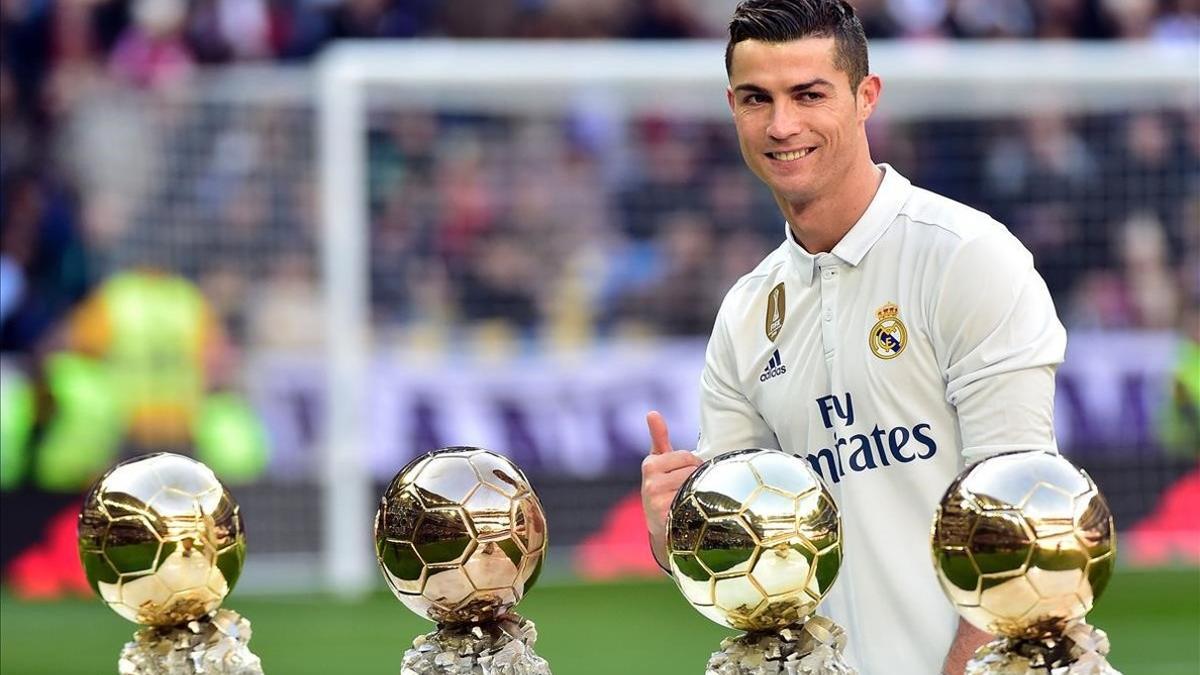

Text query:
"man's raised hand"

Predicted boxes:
[[641, 411, 703, 566]]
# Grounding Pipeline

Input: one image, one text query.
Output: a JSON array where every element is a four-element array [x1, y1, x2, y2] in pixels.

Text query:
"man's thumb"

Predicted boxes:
[[647, 411, 673, 455]]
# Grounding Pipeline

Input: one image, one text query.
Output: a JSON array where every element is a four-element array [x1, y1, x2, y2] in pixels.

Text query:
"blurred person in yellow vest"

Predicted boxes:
[[1160, 302, 1200, 457], [68, 269, 222, 447], [34, 268, 268, 489]]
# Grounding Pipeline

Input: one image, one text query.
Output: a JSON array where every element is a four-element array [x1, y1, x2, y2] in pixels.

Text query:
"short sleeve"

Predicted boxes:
[[931, 231, 1067, 461], [697, 307, 780, 460]]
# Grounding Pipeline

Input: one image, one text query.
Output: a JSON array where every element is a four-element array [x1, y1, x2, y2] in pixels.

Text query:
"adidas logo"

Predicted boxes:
[[760, 349, 787, 382]]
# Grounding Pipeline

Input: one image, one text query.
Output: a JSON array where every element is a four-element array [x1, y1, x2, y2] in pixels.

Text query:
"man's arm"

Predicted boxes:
[[932, 231, 1067, 460], [931, 230, 1068, 668], [943, 619, 992, 674], [642, 304, 778, 569]]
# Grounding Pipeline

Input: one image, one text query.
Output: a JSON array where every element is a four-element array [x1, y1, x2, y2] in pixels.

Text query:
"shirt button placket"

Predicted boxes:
[[818, 258, 839, 361]]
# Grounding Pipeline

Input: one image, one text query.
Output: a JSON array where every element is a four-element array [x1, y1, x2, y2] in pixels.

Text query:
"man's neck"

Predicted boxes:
[[781, 160, 884, 254]]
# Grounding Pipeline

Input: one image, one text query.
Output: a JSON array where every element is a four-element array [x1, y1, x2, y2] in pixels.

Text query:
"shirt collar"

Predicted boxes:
[[783, 163, 912, 283]]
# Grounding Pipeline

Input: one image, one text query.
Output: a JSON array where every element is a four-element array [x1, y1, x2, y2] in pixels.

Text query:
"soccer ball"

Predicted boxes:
[[667, 448, 842, 632], [931, 451, 1115, 639], [77, 453, 246, 626], [375, 447, 547, 624]]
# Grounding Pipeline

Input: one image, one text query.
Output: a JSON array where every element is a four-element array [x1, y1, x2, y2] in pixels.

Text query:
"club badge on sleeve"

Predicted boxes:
[[765, 283, 786, 342]]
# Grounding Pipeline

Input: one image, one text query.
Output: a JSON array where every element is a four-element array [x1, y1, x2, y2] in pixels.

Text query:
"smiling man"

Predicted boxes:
[[639, 1, 1068, 673]]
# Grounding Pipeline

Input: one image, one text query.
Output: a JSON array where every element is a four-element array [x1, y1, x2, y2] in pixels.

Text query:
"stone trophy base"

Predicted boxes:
[[705, 616, 856, 675], [118, 609, 263, 675], [401, 614, 551, 675], [966, 622, 1121, 675]]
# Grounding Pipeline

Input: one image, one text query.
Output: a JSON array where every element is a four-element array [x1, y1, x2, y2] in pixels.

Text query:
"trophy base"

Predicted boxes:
[[401, 614, 551, 675], [705, 616, 856, 675], [966, 622, 1122, 675], [118, 609, 263, 675]]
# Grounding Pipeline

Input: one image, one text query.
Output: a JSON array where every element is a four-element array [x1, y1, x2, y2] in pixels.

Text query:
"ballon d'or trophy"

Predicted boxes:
[[931, 450, 1119, 674], [78, 453, 260, 674], [375, 447, 551, 674], [667, 448, 855, 674]]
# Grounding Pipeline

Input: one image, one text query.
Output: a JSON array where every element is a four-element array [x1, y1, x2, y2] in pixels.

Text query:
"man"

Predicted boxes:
[[46, 269, 266, 486], [640, 1, 1066, 673]]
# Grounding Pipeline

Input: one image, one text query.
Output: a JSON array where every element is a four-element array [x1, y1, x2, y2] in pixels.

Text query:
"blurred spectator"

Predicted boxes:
[[886, 0, 949, 37], [1153, 0, 1200, 40], [618, 118, 704, 242], [327, 0, 433, 39], [1035, 0, 1114, 38], [249, 251, 323, 350], [1117, 213, 1178, 330], [951, 0, 1035, 38], [187, 0, 273, 62], [625, 0, 710, 38], [1, 0, 54, 122], [1101, 0, 1157, 38], [1105, 112, 1193, 248], [611, 211, 724, 336], [459, 227, 541, 332], [852, 0, 902, 37], [0, 168, 90, 352], [0, 63, 31, 176], [1064, 271, 1138, 329], [109, 0, 195, 88]]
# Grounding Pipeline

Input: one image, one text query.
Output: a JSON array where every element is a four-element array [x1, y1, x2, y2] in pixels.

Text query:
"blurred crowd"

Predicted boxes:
[[2, 0, 1199, 355]]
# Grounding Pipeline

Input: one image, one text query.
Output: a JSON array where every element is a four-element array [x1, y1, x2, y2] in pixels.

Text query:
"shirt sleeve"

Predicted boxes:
[[697, 306, 781, 460], [931, 231, 1067, 462]]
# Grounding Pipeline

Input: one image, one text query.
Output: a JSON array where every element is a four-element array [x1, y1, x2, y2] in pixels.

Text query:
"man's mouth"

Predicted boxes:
[[767, 147, 816, 161]]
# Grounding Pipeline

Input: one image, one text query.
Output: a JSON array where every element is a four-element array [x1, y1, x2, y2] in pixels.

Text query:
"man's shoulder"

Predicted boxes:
[[720, 242, 790, 306], [896, 184, 1039, 295], [895, 184, 1010, 246]]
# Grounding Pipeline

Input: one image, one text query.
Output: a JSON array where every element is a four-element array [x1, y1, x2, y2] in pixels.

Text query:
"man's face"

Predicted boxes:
[[726, 37, 877, 205]]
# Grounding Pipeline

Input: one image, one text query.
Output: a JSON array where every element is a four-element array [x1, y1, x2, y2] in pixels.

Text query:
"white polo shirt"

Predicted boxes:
[[696, 164, 1066, 675]]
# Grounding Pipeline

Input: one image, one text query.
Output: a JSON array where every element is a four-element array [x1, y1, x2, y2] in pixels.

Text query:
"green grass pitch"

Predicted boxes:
[[2, 568, 1196, 673]]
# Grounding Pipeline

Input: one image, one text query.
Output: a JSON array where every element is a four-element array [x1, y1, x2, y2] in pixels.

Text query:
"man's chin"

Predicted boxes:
[[768, 182, 818, 207]]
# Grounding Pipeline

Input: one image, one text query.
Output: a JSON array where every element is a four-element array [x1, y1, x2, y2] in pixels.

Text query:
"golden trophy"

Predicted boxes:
[[375, 446, 550, 674], [931, 450, 1119, 674], [666, 448, 854, 674], [77, 453, 260, 674]]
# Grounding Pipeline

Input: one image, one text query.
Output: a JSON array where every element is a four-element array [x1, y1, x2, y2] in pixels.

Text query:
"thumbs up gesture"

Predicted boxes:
[[641, 411, 703, 567]]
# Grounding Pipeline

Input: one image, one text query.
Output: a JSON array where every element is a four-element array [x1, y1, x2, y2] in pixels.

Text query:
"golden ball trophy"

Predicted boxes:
[[666, 449, 854, 674], [375, 447, 551, 674], [931, 450, 1119, 674], [77, 453, 260, 674]]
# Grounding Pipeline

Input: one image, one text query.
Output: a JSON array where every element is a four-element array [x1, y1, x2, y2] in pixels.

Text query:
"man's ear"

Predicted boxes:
[[726, 86, 736, 116], [857, 74, 882, 123]]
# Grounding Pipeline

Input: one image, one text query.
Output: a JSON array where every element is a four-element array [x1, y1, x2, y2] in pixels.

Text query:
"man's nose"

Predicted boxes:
[[767, 100, 805, 141]]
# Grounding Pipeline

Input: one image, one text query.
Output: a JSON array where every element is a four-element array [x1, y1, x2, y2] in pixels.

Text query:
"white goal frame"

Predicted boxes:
[[315, 40, 1197, 596]]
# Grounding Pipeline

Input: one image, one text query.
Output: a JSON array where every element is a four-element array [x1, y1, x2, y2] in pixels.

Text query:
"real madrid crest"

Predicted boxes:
[[765, 282, 785, 342], [870, 302, 906, 359]]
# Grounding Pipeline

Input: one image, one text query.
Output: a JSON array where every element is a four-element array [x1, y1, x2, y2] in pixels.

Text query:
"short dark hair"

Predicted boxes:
[[725, 0, 869, 88]]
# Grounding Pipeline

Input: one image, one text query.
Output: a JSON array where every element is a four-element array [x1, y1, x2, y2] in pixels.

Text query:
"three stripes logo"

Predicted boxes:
[[760, 349, 787, 382]]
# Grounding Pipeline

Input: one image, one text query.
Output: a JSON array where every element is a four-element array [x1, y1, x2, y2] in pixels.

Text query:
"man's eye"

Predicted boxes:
[[744, 94, 767, 105], [800, 92, 824, 102]]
